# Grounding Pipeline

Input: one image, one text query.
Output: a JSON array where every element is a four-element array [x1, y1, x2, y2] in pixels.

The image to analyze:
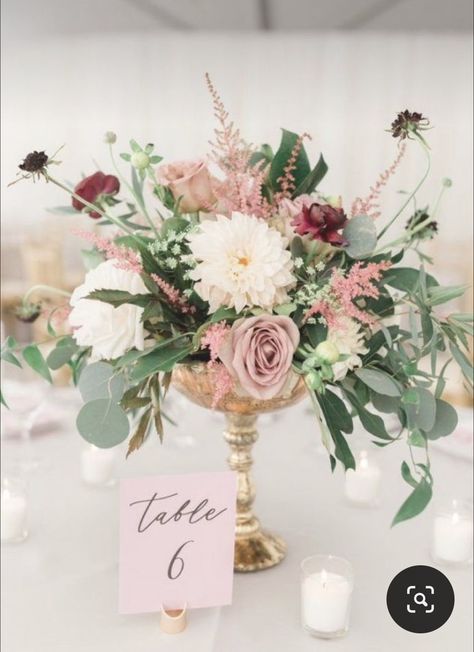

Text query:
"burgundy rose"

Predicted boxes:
[[218, 315, 300, 400], [72, 171, 120, 219], [291, 202, 348, 245]]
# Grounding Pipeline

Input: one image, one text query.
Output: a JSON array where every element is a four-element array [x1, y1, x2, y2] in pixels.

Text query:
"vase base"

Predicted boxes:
[[234, 530, 287, 572]]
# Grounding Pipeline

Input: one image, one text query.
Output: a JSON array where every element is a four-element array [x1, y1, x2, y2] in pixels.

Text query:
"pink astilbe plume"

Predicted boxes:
[[200, 321, 234, 407], [330, 261, 392, 325], [201, 322, 231, 361], [274, 132, 311, 204], [74, 229, 143, 274], [150, 274, 196, 315], [205, 73, 272, 218], [351, 143, 406, 219], [210, 363, 234, 409]]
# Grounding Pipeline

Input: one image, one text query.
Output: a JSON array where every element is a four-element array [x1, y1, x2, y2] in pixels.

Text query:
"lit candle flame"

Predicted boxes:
[[452, 512, 460, 525], [359, 451, 369, 470]]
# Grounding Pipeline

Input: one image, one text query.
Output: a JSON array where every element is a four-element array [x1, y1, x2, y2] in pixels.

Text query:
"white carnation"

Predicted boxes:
[[69, 260, 147, 360], [187, 212, 295, 314], [327, 317, 368, 381]]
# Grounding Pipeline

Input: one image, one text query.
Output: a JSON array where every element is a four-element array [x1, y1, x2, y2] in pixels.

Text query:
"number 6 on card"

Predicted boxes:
[[119, 471, 237, 614]]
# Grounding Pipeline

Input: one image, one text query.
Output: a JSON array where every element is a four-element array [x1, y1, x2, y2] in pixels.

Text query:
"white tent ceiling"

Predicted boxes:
[[2, 0, 473, 38]]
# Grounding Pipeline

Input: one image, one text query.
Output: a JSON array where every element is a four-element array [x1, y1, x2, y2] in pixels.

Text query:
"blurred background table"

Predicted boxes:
[[1, 387, 472, 652]]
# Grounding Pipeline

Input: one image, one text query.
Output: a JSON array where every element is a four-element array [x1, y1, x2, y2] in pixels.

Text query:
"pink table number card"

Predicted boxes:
[[119, 471, 237, 614]]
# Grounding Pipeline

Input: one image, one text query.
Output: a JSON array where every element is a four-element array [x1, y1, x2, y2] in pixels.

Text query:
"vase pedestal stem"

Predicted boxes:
[[224, 413, 287, 572]]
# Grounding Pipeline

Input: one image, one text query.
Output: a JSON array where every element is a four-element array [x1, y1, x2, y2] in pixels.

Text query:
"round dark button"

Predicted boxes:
[[386, 565, 455, 633]]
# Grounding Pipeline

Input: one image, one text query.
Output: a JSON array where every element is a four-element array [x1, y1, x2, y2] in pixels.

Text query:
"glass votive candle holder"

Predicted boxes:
[[1, 477, 28, 543], [81, 444, 116, 487], [301, 554, 354, 639], [432, 499, 473, 566], [344, 450, 381, 507]]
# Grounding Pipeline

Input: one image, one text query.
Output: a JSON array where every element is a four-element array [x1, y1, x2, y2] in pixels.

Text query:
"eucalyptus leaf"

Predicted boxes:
[[78, 362, 125, 403], [424, 399, 458, 440], [384, 267, 438, 294], [47, 340, 79, 370], [427, 284, 467, 307], [343, 214, 377, 259], [355, 368, 401, 397], [392, 478, 432, 526], [76, 399, 130, 448]]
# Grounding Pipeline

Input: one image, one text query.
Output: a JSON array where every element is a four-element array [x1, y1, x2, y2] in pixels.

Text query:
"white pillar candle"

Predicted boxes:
[[81, 445, 116, 486], [302, 569, 352, 636], [1, 488, 28, 542], [345, 451, 381, 506], [433, 511, 473, 564]]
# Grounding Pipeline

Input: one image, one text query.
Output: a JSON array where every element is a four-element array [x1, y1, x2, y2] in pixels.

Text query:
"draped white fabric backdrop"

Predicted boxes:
[[1, 31, 472, 253]]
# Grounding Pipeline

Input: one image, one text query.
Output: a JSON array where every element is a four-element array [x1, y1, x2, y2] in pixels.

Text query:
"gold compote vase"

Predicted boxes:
[[172, 363, 307, 572]]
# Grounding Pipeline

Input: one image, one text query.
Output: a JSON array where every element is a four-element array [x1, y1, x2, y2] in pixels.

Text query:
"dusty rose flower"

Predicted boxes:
[[218, 315, 300, 400], [291, 202, 348, 245], [156, 159, 216, 213], [72, 171, 120, 219]]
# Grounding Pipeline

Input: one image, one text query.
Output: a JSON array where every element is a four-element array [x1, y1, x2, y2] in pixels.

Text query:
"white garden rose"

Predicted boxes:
[[69, 259, 147, 360]]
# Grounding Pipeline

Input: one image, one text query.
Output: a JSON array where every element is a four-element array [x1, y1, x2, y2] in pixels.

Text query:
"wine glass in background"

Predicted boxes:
[[161, 387, 197, 449], [1, 362, 50, 473]]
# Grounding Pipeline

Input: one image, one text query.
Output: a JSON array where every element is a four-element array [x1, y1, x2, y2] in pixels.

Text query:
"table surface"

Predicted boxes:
[[2, 387, 473, 652]]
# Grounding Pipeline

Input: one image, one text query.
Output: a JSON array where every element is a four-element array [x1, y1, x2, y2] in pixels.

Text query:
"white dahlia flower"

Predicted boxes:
[[69, 260, 147, 360], [187, 212, 295, 313], [327, 316, 368, 381]]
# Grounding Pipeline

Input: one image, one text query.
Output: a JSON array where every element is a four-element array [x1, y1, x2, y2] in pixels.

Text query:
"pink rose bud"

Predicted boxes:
[[156, 159, 217, 213]]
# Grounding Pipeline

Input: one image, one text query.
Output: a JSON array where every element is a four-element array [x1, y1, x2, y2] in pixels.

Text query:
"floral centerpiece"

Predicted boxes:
[[3, 76, 472, 528]]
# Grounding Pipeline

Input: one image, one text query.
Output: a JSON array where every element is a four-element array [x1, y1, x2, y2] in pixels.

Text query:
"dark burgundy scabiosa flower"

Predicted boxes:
[[405, 208, 438, 240], [72, 171, 120, 219], [14, 302, 42, 323], [390, 111, 430, 140], [291, 203, 348, 246], [19, 151, 49, 174]]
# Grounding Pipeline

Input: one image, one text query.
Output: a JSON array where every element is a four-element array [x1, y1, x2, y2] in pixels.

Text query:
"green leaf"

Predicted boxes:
[[78, 362, 125, 402], [76, 399, 130, 448], [126, 408, 152, 457], [318, 394, 355, 471], [120, 153, 131, 162], [345, 392, 393, 440], [449, 343, 473, 385], [129, 343, 192, 382], [320, 388, 353, 434], [22, 345, 52, 383], [408, 428, 426, 447], [210, 307, 238, 323], [401, 461, 418, 489], [293, 154, 328, 197], [384, 267, 438, 293], [402, 387, 436, 432], [370, 391, 401, 414], [269, 129, 311, 191], [427, 284, 467, 307], [392, 478, 433, 526], [274, 303, 296, 316], [86, 289, 151, 308], [424, 399, 458, 440], [129, 139, 141, 152], [1, 349, 22, 368], [47, 339, 79, 370], [343, 215, 377, 259], [355, 368, 401, 397]]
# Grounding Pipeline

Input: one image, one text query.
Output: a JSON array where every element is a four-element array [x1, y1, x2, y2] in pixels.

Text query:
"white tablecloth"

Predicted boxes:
[[2, 389, 473, 652]]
